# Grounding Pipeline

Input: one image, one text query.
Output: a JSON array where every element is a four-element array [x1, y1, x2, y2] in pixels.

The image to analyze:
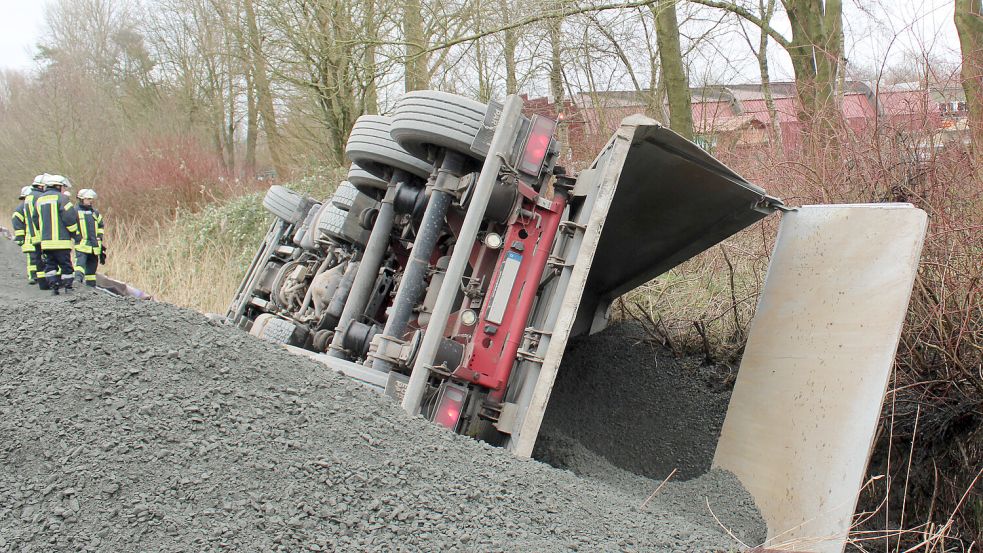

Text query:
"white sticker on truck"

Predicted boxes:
[[486, 251, 522, 325]]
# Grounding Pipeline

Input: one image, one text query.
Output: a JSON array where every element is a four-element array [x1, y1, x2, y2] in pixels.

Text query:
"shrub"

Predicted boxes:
[[98, 133, 263, 226]]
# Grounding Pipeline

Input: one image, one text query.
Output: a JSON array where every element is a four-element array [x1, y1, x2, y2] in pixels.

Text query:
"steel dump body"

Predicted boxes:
[[503, 114, 779, 454]]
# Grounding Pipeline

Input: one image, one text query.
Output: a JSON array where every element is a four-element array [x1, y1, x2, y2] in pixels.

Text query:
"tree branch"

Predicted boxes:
[[684, 0, 791, 49]]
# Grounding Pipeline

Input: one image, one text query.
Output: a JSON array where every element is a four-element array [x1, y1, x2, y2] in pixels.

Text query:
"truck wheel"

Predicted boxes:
[[260, 317, 297, 345], [316, 202, 349, 242], [346, 115, 433, 181], [330, 181, 359, 212], [390, 91, 488, 162], [263, 185, 313, 225], [249, 313, 275, 337], [347, 163, 388, 199]]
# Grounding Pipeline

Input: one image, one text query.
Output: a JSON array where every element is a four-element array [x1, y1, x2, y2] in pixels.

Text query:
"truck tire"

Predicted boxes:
[[346, 115, 433, 180], [390, 91, 488, 162], [263, 185, 312, 225], [347, 163, 388, 199], [331, 181, 359, 212], [316, 202, 349, 242], [260, 317, 296, 345], [249, 313, 275, 337]]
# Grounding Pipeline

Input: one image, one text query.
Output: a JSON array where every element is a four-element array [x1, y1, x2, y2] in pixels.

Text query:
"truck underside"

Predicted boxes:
[[227, 92, 782, 453]]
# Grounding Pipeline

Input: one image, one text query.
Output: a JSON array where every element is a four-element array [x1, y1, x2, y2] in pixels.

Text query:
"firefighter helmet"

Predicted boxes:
[[43, 174, 72, 189], [19, 185, 31, 199], [77, 188, 97, 201]]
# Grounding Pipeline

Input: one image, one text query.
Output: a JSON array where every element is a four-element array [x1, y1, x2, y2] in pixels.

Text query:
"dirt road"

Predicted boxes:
[[0, 237, 764, 552]]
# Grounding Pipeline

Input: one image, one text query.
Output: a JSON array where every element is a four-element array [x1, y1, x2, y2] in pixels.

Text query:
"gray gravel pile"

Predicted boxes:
[[0, 238, 764, 552], [540, 322, 734, 481]]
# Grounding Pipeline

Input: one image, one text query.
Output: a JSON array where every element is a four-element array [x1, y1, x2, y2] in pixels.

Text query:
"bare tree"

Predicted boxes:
[[404, 0, 429, 91], [737, 0, 780, 141], [244, 0, 287, 178], [500, 0, 519, 94]]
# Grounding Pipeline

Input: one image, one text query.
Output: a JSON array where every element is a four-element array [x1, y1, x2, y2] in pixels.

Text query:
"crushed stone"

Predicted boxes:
[[541, 322, 735, 481], [0, 238, 764, 552]]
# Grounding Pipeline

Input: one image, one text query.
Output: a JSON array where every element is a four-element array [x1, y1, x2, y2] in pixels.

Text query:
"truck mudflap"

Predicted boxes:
[[505, 114, 781, 455]]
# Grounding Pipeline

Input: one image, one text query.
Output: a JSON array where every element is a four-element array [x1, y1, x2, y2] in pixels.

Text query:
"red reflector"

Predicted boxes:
[[433, 384, 467, 430], [518, 115, 557, 176]]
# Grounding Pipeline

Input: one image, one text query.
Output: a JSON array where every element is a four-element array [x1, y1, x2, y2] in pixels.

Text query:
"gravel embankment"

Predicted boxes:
[[0, 237, 764, 552]]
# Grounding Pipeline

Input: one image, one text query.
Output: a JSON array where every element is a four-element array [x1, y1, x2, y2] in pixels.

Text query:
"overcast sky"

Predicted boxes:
[[0, 0, 963, 84], [0, 0, 46, 72]]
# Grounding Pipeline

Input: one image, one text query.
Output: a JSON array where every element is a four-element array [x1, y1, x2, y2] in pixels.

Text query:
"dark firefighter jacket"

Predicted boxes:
[[32, 187, 79, 250], [75, 206, 104, 255], [24, 188, 45, 245]]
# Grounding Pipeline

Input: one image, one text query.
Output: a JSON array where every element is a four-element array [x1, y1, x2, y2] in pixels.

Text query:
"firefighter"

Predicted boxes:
[[10, 186, 36, 284], [74, 188, 104, 287], [33, 174, 79, 295], [26, 174, 50, 289]]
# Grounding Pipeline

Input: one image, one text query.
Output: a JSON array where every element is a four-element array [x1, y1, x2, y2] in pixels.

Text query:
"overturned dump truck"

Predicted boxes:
[[228, 92, 782, 450], [228, 92, 927, 553]]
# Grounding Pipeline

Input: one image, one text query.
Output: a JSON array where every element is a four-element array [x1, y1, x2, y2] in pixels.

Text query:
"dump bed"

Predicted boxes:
[[507, 114, 781, 455]]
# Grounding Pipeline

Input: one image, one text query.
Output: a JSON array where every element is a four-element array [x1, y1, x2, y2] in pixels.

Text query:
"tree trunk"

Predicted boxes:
[[500, 0, 518, 94], [688, 0, 843, 141], [547, 11, 568, 159], [547, 15, 563, 104], [474, 0, 492, 102], [783, 0, 841, 136], [363, 0, 378, 114], [755, 0, 781, 144], [245, 65, 258, 172], [403, 0, 428, 91], [225, 68, 236, 171], [955, 0, 983, 155], [654, 0, 694, 139], [245, 0, 287, 179], [653, 65, 669, 123]]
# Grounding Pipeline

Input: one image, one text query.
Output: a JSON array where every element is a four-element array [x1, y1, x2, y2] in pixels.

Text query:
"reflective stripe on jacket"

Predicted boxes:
[[75, 207, 104, 254], [25, 189, 45, 244], [11, 201, 31, 252], [34, 188, 79, 250]]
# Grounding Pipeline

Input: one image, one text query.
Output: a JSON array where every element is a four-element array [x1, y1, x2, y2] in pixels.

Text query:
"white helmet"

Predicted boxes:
[[43, 174, 72, 189], [32, 174, 46, 189], [77, 188, 97, 201], [19, 185, 31, 199]]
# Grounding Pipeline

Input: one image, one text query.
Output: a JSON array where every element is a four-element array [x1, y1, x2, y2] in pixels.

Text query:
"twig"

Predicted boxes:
[[706, 496, 749, 550], [896, 405, 920, 553], [639, 468, 677, 510]]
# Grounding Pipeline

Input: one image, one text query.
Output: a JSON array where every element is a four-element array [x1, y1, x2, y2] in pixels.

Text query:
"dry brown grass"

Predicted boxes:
[[102, 223, 250, 313]]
